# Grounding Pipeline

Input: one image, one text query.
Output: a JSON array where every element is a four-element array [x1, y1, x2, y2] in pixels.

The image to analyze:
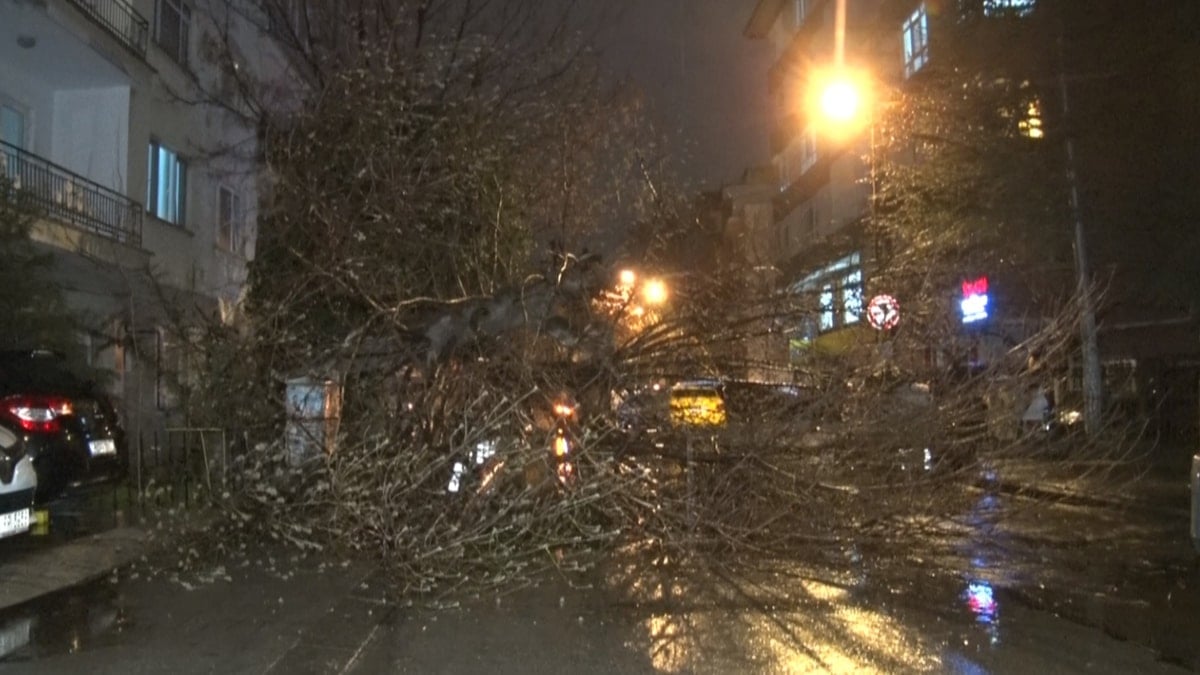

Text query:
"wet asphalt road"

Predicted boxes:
[[0, 545, 1188, 674], [0, 463, 1193, 674]]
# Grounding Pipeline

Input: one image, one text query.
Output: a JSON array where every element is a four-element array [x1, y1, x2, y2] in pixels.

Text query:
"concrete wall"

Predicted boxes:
[[51, 86, 131, 192], [0, 69, 57, 157]]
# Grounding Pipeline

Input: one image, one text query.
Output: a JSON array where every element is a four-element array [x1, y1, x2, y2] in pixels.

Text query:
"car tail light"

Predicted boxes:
[[1, 395, 73, 433]]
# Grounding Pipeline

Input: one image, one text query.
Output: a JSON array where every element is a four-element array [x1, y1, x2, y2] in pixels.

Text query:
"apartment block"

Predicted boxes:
[[0, 0, 287, 432]]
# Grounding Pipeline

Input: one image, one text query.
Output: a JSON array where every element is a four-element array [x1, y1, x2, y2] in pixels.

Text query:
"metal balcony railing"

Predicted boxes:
[[65, 0, 150, 58], [1, 140, 143, 247]]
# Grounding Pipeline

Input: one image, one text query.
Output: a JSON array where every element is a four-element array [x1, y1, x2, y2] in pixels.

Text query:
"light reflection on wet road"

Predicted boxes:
[[0, 478, 1194, 673]]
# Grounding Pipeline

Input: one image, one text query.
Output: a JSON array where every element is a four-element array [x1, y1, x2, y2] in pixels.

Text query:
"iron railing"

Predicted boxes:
[[65, 0, 150, 58], [1, 140, 143, 247]]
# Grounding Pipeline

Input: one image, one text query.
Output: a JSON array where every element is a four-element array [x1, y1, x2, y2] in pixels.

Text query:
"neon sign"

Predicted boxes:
[[960, 277, 989, 324]]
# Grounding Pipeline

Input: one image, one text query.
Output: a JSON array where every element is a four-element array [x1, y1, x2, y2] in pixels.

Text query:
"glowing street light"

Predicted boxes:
[[641, 278, 668, 306], [821, 79, 861, 124], [618, 269, 637, 288], [809, 66, 874, 138]]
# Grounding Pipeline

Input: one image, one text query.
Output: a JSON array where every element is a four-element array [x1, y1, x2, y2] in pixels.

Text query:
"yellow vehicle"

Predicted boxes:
[[669, 380, 727, 427]]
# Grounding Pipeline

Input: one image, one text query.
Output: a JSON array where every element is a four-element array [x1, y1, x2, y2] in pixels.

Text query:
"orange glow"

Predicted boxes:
[[821, 80, 861, 123], [642, 278, 668, 306], [808, 67, 874, 140], [553, 432, 570, 457]]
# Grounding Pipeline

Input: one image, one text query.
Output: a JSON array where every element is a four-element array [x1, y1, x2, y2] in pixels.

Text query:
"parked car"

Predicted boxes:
[[0, 350, 127, 503], [0, 422, 37, 539], [668, 380, 727, 428]]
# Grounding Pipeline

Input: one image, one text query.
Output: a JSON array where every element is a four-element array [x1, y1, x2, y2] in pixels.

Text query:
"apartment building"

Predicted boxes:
[[0, 0, 287, 431], [743, 0, 1200, 434], [742, 0, 1049, 360]]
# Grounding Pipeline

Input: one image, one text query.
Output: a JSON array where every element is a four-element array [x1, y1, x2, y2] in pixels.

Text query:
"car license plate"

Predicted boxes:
[[89, 439, 117, 456], [0, 508, 31, 539]]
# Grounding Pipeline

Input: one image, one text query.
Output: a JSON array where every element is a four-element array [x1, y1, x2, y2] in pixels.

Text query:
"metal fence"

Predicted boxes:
[[130, 427, 249, 512], [1, 140, 143, 247], [66, 0, 150, 57]]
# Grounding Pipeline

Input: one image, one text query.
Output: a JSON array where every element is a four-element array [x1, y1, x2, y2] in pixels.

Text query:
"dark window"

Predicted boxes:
[[155, 0, 191, 65]]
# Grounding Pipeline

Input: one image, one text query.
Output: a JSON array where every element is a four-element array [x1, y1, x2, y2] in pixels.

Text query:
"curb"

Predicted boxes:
[[990, 475, 1189, 520], [0, 509, 221, 615], [0, 526, 151, 612]]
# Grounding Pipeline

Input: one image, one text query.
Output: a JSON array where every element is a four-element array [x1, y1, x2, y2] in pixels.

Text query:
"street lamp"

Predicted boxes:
[[809, 67, 873, 140], [641, 278, 668, 307], [811, 69, 879, 237], [820, 79, 861, 124]]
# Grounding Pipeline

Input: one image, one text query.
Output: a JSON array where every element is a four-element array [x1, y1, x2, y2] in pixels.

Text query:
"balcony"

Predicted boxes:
[[1, 140, 143, 247], [66, 0, 149, 58]]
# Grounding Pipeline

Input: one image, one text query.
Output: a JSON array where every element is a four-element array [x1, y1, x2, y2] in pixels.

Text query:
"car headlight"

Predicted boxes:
[[1057, 409, 1083, 426]]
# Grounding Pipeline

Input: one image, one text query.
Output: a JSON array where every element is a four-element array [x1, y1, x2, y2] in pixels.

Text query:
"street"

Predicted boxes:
[[0, 453, 1193, 674]]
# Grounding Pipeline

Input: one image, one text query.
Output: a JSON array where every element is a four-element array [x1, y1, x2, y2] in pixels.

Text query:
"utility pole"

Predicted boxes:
[[1056, 23, 1104, 436]]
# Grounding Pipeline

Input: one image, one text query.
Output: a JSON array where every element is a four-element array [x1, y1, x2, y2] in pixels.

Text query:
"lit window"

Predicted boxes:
[[147, 140, 187, 225], [902, 5, 930, 78], [792, 252, 864, 334], [819, 285, 835, 331], [155, 0, 191, 65], [843, 269, 863, 324], [217, 185, 242, 253], [1018, 98, 1043, 139], [983, 0, 1035, 17]]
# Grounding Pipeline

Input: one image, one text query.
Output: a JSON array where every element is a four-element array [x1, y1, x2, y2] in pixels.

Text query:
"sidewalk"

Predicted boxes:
[[988, 444, 1191, 516], [988, 445, 1200, 670], [0, 526, 150, 611]]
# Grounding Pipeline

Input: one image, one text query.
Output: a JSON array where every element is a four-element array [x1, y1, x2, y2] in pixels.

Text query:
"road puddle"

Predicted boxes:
[[0, 578, 132, 662]]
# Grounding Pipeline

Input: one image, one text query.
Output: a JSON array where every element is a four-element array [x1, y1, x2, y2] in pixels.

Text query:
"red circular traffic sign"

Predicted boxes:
[[867, 294, 900, 330]]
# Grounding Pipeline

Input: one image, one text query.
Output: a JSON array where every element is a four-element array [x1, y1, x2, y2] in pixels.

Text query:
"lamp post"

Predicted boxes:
[[814, 69, 879, 241], [1056, 27, 1103, 436]]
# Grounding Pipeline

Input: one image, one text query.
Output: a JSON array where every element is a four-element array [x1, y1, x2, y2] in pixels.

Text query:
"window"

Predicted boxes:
[[147, 140, 187, 225], [803, 205, 817, 237], [793, 0, 809, 28], [155, 0, 191, 65], [217, 185, 243, 253], [983, 0, 1035, 17], [0, 103, 25, 182], [780, 127, 817, 188], [790, 252, 865, 334], [0, 103, 25, 149], [819, 285, 835, 331], [902, 5, 930, 78], [842, 269, 863, 324]]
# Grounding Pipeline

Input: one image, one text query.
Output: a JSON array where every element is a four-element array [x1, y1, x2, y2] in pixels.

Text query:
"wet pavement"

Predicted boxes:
[[0, 550, 1187, 674], [0, 450, 1192, 674]]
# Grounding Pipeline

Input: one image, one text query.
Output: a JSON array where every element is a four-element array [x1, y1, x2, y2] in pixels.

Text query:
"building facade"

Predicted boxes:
[[0, 0, 288, 433], [742, 0, 1200, 435], [743, 0, 1058, 359]]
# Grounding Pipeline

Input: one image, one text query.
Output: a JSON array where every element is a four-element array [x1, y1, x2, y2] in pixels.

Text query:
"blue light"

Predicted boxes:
[[961, 293, 989, 324]]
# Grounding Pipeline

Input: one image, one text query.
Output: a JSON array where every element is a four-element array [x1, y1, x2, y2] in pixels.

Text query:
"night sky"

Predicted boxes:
[[596, 0, 775, 190]]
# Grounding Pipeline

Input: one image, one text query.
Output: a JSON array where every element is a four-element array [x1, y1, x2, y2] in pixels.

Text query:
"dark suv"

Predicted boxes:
[[0, 350, 128, 503]]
